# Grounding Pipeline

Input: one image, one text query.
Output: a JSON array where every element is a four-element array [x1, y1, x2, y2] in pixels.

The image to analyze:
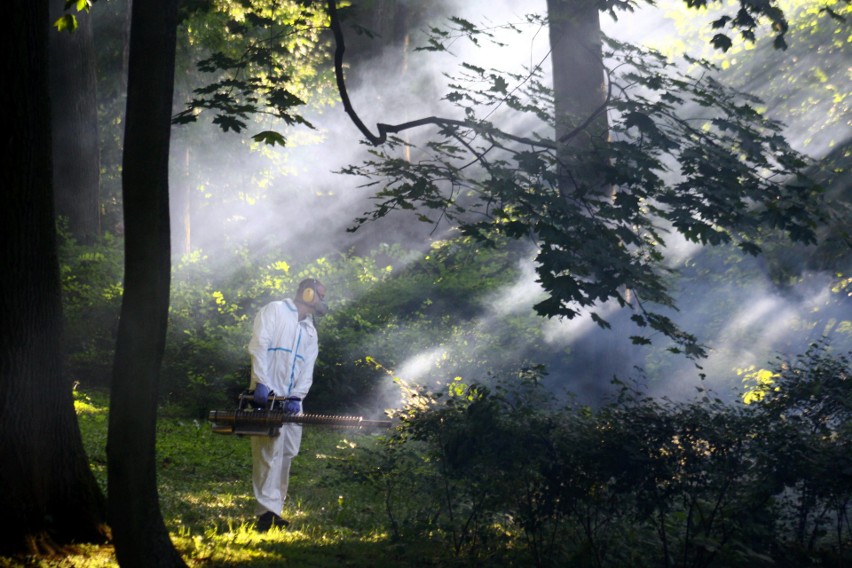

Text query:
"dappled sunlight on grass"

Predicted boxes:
[[73, 388, 110, 414], [0, 544, 118, 568], [74, 397, 107, 415], [61, 388, 412, 567], [19, 364, 852, 568], [162, 485, 256, 529], [167, 514, 398, 567], [75, 389, 109, 494]]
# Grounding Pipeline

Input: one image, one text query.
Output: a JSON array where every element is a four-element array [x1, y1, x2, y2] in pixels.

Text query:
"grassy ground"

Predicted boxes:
[[2, 389, 449, 567]]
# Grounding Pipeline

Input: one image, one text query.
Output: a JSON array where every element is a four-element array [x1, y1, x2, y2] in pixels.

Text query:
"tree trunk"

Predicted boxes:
[[106, 0, 185, 564], [0, 0, 108, 555], [547, 0, 609, 194], [50, 0, 101, 243], [547, 0, 638, 391]]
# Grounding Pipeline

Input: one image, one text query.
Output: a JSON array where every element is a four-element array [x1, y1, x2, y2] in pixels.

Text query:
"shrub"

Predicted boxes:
[[344, 348, 851, 567], [58, 224, 124, 387]]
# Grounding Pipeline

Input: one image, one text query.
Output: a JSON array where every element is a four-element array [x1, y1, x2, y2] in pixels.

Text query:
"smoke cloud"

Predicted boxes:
[[163, 0, 850, 409]]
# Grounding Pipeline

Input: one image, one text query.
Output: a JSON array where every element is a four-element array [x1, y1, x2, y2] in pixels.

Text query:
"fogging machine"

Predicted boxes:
[[208, 390, 392, 437]]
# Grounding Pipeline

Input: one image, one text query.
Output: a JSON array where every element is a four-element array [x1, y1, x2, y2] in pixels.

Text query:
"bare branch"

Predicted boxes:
[[326, 0, 556, 150]]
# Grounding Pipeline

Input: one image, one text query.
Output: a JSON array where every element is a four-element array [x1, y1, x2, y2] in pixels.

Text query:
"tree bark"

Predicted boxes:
[[547, 0, 609, 194], [0, 0, 108, 555], [547, 0, 638, 391], [50, 0, 101, 243], [106, 0, 185, 564]]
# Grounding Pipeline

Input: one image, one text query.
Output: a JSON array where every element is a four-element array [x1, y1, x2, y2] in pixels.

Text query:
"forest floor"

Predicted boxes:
[[0, 389, 454, 567]]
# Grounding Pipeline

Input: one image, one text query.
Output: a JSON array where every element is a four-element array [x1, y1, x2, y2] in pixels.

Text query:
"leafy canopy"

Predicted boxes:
[[341, 25, 827, 358], [173, 0, 333, 146]]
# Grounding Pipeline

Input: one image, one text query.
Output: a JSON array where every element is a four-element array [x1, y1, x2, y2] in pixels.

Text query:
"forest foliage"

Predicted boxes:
[[59, 0, 852, 408], [337, 342, 851, 566], [55, 343, 851, 567], [33, 0, 852, 564]]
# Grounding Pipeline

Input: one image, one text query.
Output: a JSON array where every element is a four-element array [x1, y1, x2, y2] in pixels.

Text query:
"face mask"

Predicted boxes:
[[313, 299, 329, 317]]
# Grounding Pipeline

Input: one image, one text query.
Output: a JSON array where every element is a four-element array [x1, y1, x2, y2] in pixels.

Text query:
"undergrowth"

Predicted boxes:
[[5, 388, 434, 568], [5, 343, 850, 567]]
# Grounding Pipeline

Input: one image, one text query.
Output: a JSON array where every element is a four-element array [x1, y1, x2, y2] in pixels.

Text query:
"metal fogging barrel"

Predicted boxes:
[[208, 408, 393, 436]]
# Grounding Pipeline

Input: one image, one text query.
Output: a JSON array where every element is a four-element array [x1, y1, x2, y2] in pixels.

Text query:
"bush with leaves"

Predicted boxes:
[[345, 348, 850, 567], [59, 229, 544, 415], [160, 247, 376, 414], [747, 341, 852, 566], [58, 223, 125, 386]]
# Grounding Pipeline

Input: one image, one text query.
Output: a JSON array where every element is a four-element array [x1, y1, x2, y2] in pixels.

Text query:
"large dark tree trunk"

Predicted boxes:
[[0, 0, 108, 556], [50, 0, 101, 243], [105, 0, 185, 565]]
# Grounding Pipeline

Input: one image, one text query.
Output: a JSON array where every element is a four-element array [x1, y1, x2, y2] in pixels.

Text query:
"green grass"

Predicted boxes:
[[7, 389, 452, 567], [7, 383, 850, 567]]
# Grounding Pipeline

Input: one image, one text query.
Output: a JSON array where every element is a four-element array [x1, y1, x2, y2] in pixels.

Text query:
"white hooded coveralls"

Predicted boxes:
[[247, 299, 318, 516]]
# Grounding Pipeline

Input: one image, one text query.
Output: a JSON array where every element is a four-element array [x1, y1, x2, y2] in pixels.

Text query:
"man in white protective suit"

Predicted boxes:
[[247, 277, 328, 532]]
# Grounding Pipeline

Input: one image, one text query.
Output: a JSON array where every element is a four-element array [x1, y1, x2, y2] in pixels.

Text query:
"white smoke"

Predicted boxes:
[[164, 0, 849, 407]]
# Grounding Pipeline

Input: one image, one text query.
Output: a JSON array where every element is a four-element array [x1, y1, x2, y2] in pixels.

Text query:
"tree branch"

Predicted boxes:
[[326, 0, 556, 150]]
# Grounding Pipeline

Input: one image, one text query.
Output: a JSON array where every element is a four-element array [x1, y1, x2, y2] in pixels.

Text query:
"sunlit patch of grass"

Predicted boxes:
[[74, 397, 105, 415], [170, 522, 294, 567], [0, 544, 118, 567], [73, 388, 110, 413], [168, 518, 400, 567], [160, 414, 409, 565], [46, 389, 444, 567], [75, 388, 110, 494]]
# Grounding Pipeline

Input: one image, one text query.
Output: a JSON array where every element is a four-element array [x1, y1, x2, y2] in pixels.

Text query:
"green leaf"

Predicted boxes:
[[515, 152, 545, 175], [630, 335, 652, 346], [711, 16, 731, 29], [738, 241, 762, 255], [490, 75, 508, 94], [590, 312, 612, 330], [212, 115, 246, 133], [251, 131, 287, 147], [53, 14, 78, 33], [461, 62, 485, 75], [171, 109, 198, 125], [624, 111, 656, 132], [710, 33, 733, 52], [64, 0, 90, 11]]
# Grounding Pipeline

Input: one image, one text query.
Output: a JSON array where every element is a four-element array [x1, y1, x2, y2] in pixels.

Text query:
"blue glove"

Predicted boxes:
[[253, 384, 272, 408], [283, 397, 302, 414]]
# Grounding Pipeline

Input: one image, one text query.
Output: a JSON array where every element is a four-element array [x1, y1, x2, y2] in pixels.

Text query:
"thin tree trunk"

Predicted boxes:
[[121, 0, 132, 96], [1, 0, 107, 555], [106, 0, 185, 564]]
